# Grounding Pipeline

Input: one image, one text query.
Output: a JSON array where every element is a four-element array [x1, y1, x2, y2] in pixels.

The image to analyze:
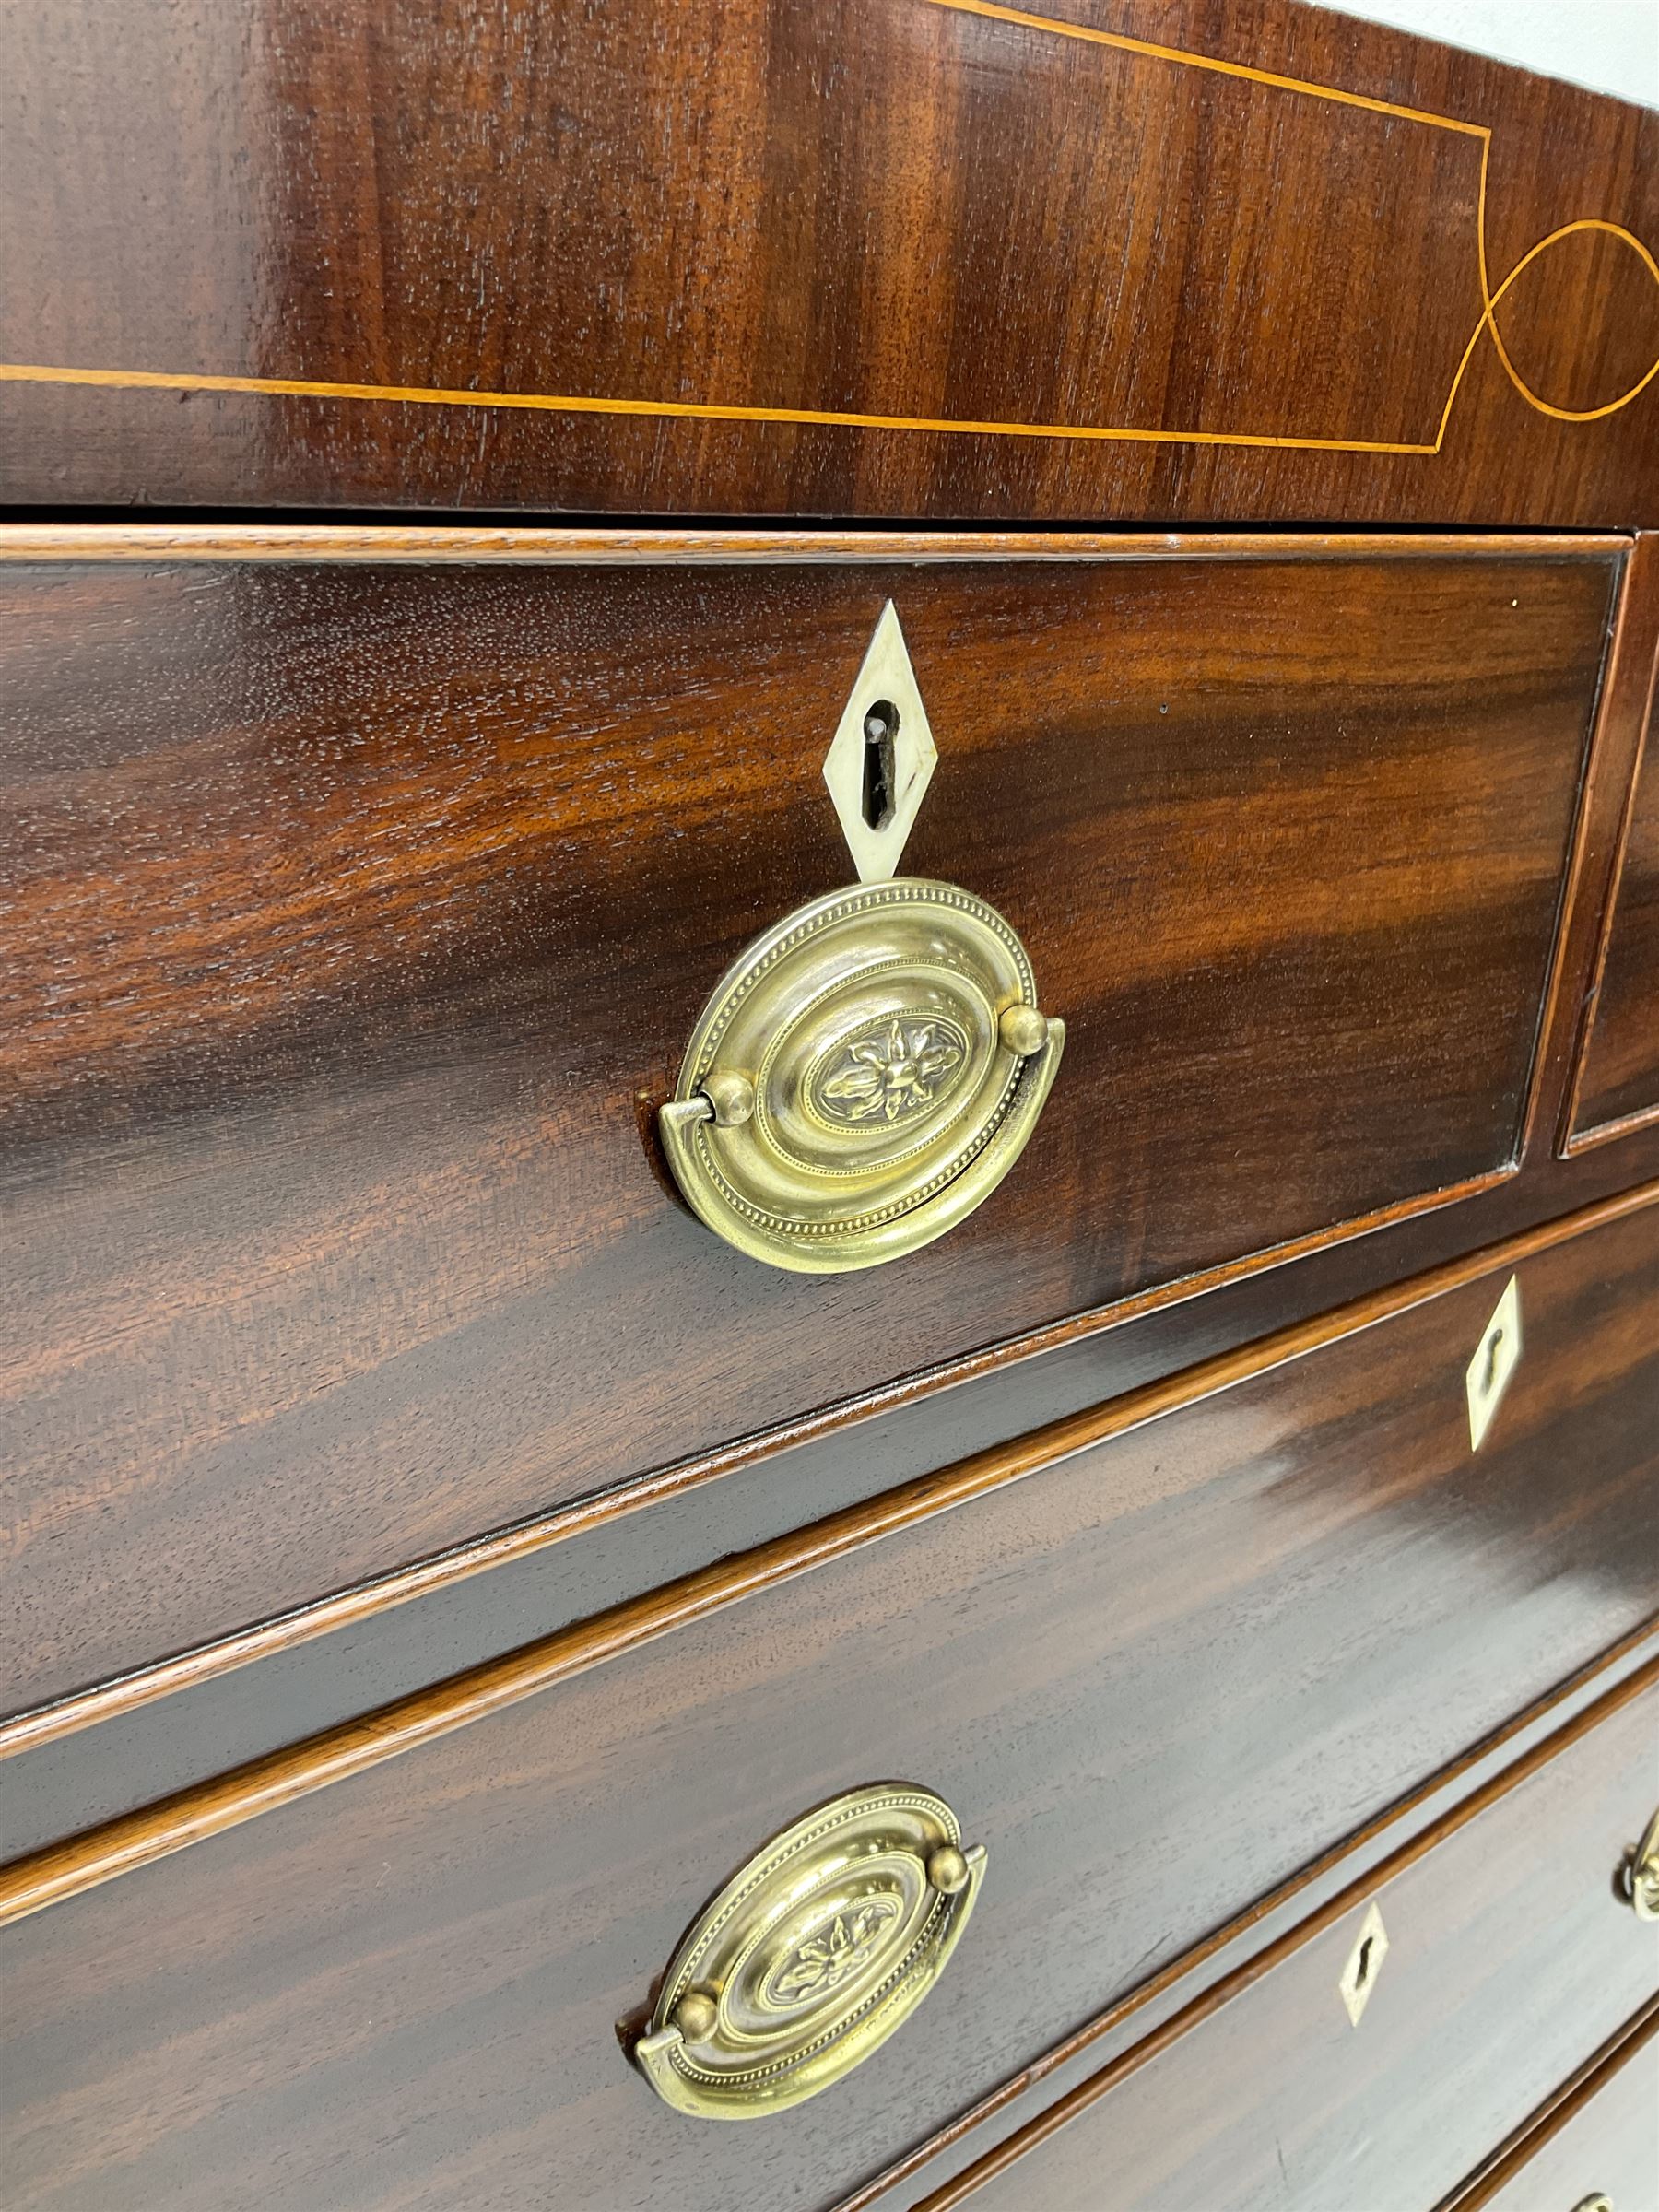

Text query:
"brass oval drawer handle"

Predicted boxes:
[[660, 878, 1063, 1273], [657, 603, 1063, 1274], [1623, 1805, 1659, 1920], [629, 1783, 985, 2119]]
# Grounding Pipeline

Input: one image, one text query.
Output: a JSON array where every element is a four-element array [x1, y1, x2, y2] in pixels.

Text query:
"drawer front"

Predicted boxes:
[[1570, 703, 1659, 1147], [946, 1677, 1659, 2212], [0, 541, 1616, 1714], [5, 1201, 1655, 2210], [1474, 2009, 1659, 2212]]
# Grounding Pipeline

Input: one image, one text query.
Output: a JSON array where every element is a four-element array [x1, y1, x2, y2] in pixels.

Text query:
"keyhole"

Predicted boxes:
[[1354, 1936, 1375, 1990], [862, 700, 899, 831], [1482, 1326, 1505, 1394]]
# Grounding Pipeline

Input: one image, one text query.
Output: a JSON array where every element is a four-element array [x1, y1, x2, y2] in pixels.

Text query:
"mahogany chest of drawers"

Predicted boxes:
[[3, 5, 1657, 2209]]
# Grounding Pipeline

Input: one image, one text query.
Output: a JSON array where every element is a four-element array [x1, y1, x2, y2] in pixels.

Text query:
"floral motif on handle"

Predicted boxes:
[[815, 1017, 967, 1127], [766, 1900, 901, 2005]]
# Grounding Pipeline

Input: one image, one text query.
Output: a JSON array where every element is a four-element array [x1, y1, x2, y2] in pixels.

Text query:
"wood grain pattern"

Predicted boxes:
[[924, 1670, 1659, 2212], [3, 1203, 1655, 2210], [1568, 574, 1659, 1144], [0, 0, 1655, 524], [0, 541, 1616, 1718], [1439, 1997, 1659, 2212], [837, 1620, 1659, 2212], [1530, 534, 1659, 1157], [4, 1179, 1654, 1852]]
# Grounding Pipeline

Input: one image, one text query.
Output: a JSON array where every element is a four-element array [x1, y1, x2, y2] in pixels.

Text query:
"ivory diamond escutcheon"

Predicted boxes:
[[823, 601, 939, 882], [1465, 1275, 1523, 1451]]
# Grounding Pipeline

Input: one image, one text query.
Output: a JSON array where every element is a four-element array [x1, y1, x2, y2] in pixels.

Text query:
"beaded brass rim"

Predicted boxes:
[[630, 1783, 985, 2120], [658, 879, 1064, 1273]]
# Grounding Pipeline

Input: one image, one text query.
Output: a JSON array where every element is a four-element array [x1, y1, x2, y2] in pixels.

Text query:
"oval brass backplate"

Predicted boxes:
[[630, 1783, 985, 2120], [658, 879, 1064, 1273]]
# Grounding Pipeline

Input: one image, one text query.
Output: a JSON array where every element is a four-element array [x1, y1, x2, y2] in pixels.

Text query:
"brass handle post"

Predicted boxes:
[[1623, 1806, 1659, 1919]]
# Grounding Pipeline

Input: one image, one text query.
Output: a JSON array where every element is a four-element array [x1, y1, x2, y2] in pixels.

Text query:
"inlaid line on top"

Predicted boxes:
[[925, 0, 1489, 135], [0, 361, 1445, 456]]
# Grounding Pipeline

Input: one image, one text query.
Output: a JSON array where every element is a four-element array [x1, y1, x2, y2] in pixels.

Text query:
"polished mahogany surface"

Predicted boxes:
[[4, 6, 1658, 2206], [942, 1678, 1659, 2212], [1, 1184, 1653, 1852], [5, 1204, 1655, 2211], [0, 542, 1616, 1716], [0, 0, 1656, 524], [1571, 680, 1659, 1145], [1463, 2006, 1659, 2212]]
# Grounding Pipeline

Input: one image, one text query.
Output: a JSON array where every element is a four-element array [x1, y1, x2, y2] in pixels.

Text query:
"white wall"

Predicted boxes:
[[1325, 0, 1658, 107]]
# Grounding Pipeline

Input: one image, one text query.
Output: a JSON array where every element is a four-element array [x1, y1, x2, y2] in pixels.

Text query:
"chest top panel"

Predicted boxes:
[[0, 0, 1655, 524]]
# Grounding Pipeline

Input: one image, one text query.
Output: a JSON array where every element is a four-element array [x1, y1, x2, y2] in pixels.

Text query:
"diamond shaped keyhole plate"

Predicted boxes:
[[824, 603, 938, 883], [1338, 1900, 1389, 2027], [1465, 1275, 1522, 1452]]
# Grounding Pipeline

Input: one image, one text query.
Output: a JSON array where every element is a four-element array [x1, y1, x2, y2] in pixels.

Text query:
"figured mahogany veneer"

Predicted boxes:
[[1439, 2000, 1659, 2212], [924, 1671, 1659, 2212], [0, 0, 1656, 523], [2, 1199, 1654, 2210], [0, 535, 1621, 1720], [5, 4, 1659, 2204], [0, 1180, 1649, 1858]]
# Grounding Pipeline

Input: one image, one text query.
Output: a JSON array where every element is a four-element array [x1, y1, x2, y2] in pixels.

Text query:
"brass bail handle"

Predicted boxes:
[[629, 1783, 985, 2119], [657, 605, 1064, 1274]]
